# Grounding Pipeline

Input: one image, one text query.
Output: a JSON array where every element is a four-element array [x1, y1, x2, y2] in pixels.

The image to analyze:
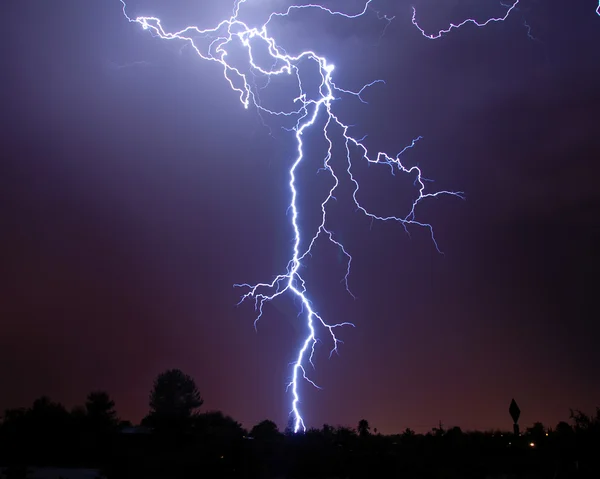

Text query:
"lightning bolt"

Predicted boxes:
[[411, 0, 521, 39], [119, 0, 522, 432]]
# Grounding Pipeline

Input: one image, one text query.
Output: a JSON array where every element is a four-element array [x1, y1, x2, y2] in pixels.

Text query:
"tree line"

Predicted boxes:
[[1, 368, 598, 478]]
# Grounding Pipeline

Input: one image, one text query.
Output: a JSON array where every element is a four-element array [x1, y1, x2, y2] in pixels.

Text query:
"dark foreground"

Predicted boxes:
[[1, 371, 598, 478], [2, 421, 599, 479]]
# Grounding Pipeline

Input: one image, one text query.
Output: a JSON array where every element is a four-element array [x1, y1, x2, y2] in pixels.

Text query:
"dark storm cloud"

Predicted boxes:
[[471, 71, 599, 220]]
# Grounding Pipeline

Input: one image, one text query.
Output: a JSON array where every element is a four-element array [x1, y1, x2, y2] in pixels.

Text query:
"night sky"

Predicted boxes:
[[2, 0, 599, 434]]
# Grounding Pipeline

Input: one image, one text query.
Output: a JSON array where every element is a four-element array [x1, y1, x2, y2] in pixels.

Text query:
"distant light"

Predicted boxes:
[[529, 442, 535, 447], [545, 432, 549, 436]]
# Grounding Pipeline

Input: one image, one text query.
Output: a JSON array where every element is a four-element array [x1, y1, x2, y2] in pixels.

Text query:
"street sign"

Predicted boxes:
[[509, 398, 521, 424]]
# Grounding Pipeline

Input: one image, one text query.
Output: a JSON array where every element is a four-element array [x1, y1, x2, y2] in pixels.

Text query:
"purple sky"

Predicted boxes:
[[1, 0, 599, 434]]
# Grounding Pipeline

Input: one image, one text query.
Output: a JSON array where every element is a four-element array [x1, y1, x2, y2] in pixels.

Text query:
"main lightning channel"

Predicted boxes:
[[120, 0, 521, 432]]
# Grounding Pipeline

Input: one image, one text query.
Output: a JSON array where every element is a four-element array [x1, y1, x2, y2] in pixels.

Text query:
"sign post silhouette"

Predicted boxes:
[[509, 398, 521, 436]]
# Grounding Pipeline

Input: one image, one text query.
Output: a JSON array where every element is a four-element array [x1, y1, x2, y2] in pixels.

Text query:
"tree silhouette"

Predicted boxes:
[[145, 369, 203, 432], [283, 416, 296, 436], [432, 421, 445, 437], [86, 391, 118, 432], [527, 421, 546, 443], [335, 426, 356, 444], [195, 411, 245, 438], [322, 423, 334, 438], [555, 421, 574, 437], [570, 408, 600, 432], [251, 419, 280, 441], [31, 396, 68, 420], [358, 419, 370, 438], [29, 396, 71, 439], [2, 397, 73, 466]]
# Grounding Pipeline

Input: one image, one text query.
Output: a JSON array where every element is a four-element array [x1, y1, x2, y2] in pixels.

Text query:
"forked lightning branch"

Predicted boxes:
[[120, 0, 523, 432]]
